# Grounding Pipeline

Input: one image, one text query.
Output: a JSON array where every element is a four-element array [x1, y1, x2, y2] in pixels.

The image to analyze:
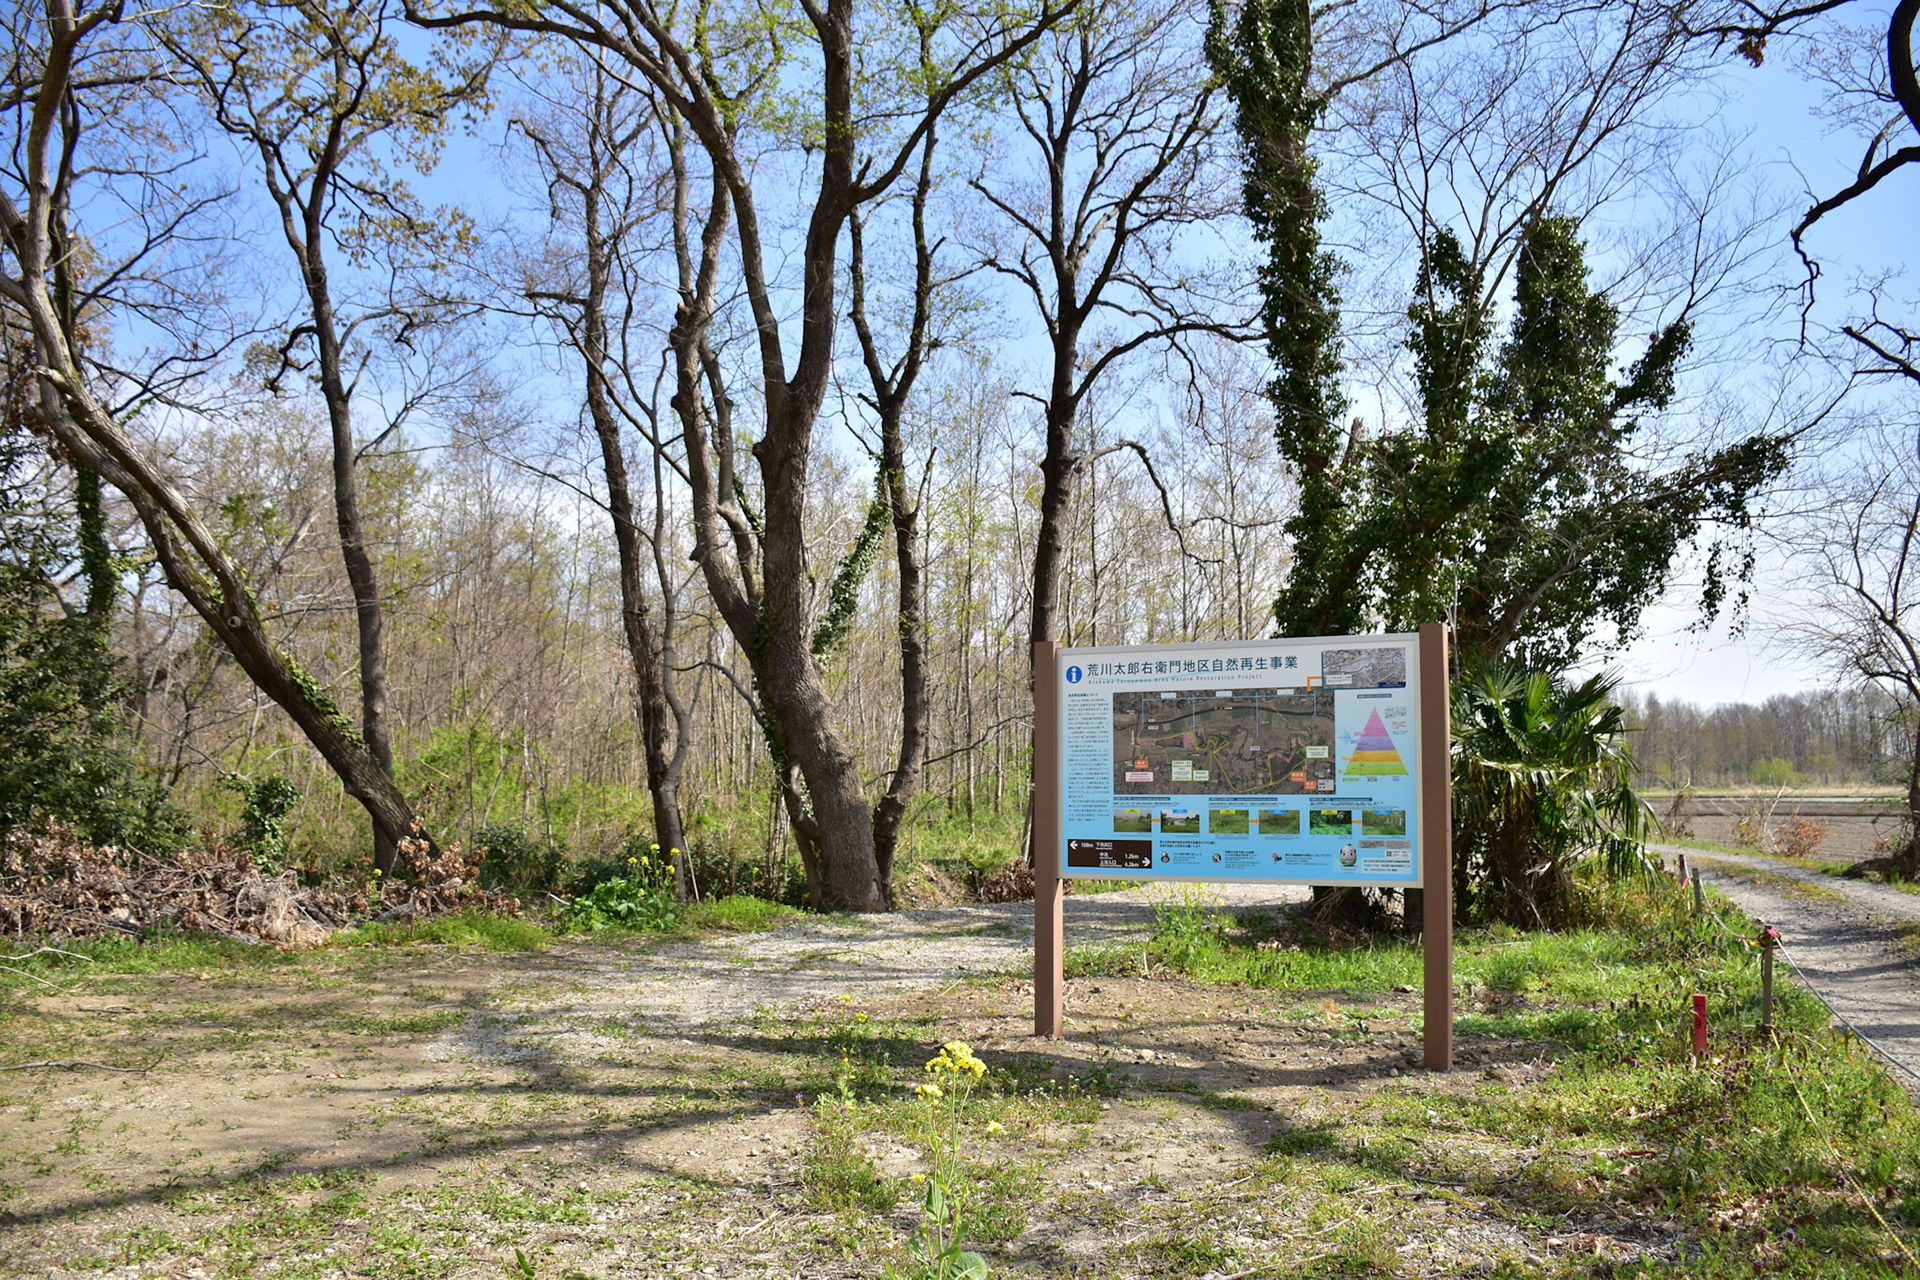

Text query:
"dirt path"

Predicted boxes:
[[1656, 843, 1920, 1095], [545, 880, 1312, 1026], [1, 873, 1876, 1278]]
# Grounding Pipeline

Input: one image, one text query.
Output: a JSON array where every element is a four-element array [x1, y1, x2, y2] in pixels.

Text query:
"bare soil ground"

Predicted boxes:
[[0, 885, 1808, 1277]]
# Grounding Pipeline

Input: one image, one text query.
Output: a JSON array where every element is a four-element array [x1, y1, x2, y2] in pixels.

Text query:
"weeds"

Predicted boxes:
[[559, 847, 677, 932]]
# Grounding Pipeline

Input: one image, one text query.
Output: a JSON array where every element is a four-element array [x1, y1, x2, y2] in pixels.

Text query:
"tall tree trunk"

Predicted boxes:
[[847, 134, 936, 907], [313, 312, 397, 870], [572, 81, 688, 881], [1028, 396, 1081, 650], [871, 440, 929, 906], [1902, 719, 1920, 879]]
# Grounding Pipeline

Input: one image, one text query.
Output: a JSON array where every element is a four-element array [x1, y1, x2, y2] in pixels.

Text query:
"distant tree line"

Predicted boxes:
[[1620, 687, 1916, 789]]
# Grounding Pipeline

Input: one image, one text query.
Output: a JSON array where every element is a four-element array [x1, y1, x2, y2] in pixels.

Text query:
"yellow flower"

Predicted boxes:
[[650, 842, 660, 851], [916, 1082, 943, 1099], [910, 1173, 927, 1183], [855, 1013, 869, 1023], [926, 1040, 986, 1079], [840, 994, 855, 1004]]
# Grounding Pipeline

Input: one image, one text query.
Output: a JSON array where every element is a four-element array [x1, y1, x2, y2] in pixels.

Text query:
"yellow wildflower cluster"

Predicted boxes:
[[925, 1040, 987, 1081]]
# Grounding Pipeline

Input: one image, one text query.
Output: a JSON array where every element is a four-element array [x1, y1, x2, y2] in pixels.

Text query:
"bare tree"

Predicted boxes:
[[845, 84, 946, 904], [161, 0, 497, 869], [1678, 2, 1918, 372], [507, 57, 696, 879], [964, 0, 1240, 653], [411, 0, 1078, 910], [0, 0, 435, 857], [1682, 0, 1917, 257], [1779, 418, 1920, 877]]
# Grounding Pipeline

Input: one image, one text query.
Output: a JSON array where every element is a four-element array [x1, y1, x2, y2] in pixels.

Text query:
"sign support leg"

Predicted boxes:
[[1419, 623, 1453, 1071], [1033, 640, 1064, 1038]]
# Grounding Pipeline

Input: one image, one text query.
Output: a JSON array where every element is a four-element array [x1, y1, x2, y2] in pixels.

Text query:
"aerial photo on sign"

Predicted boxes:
[[1111, 686, 1336, 795], [1321, 646, 1407, 689]]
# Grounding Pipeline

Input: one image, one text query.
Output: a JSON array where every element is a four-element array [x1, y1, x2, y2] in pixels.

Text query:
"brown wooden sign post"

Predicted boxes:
[[1033, 625, 1453, 1071], [1033, 637, 1066, 1039], [1416, 621, 1452, 1070]]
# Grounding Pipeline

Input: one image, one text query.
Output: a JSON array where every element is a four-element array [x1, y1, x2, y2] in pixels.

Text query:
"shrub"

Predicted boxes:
[[223, 773, 301, 871], [1777, 816, 1826, 859], [559, 844, 677, 932], [1452, 663, 1654, 929], [474, 824, 561, 897]]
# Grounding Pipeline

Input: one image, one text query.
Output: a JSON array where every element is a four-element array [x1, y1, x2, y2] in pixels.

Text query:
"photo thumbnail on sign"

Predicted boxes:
[[1159, 807, 1202, 834], [1256, 808, 1301, 835], [1208, 808, 1250, 834], [1308, 809, 1355, 836]]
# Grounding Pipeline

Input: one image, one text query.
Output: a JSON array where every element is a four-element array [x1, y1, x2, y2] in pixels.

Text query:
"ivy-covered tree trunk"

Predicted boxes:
[[1207, 0, 1351, 638], [1211, 0, 1372, 924]]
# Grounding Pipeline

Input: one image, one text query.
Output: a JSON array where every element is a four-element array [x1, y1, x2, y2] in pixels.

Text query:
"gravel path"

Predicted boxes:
[[1656, 843, 1920, 1095], [514, 881, 1313, 1030]]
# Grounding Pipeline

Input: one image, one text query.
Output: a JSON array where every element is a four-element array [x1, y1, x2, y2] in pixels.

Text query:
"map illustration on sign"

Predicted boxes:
[[1342, 707, 1409, 777], [1111, 687, 1334, 795]]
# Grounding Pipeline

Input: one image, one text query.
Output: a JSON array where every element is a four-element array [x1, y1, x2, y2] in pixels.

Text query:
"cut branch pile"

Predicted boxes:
[[0, 826, 515, 949]]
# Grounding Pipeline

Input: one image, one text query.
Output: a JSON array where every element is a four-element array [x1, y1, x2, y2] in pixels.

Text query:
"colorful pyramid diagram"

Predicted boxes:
[[1343, 709, 1409, 776]]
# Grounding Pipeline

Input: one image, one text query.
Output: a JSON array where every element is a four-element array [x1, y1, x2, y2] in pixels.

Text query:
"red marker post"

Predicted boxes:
[[1691, 993, 1709, 1056]]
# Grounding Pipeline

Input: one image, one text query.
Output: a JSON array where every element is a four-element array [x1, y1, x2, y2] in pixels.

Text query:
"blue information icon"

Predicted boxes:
[[1065, 665, 1083, 684]]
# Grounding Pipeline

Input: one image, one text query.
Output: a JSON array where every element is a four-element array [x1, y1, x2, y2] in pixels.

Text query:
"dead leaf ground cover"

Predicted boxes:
[[0, 877, 1916, 1279]]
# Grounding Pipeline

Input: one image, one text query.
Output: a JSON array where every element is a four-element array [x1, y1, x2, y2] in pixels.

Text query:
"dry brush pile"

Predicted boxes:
[[0, 826, 515, 949]]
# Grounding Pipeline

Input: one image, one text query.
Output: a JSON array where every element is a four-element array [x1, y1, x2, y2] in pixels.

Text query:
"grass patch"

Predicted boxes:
[[680, 895, 805, 932], [1137, 872, 1920, 1272], [1701, 859, 1849, 903], [332, 912, 555, 952], [0, 929, 305, 997]]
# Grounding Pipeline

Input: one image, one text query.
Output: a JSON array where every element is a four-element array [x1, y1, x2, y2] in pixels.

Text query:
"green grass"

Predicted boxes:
[[0, 896, 809, 1014], [1669, 836, 1920, 896], [1657, 836, 1753, 857], [1111, 873, 1920, 1275], [679, 895, 806, 932], [0, 930, 306, 996], [332, 912, 556, 951]]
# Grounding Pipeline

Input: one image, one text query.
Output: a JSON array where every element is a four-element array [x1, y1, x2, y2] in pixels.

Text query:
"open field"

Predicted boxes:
[[2, 881, 1917, 1278]]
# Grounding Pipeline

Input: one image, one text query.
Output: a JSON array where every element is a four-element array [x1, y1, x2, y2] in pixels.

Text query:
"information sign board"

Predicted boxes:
[[1054, 634, 1422, 887]]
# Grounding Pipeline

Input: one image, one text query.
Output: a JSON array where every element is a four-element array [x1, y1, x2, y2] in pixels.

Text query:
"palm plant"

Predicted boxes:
[[1451, 662, 1654, 927]]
